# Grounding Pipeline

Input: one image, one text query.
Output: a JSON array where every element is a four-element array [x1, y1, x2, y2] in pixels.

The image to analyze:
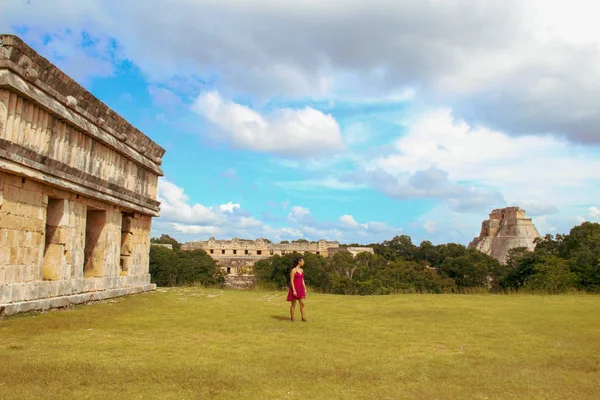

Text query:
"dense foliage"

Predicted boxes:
[[149, 235, 224, 287], [254, 235, 501, 294], [501, 222, 600, 293], [151, 222, 600, 294], [256, 222, 600, 294]]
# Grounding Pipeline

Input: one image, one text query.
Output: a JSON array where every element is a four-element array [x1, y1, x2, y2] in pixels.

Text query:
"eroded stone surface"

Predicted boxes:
[[0, 34, 164, 315], [468, 207, 540, 264]]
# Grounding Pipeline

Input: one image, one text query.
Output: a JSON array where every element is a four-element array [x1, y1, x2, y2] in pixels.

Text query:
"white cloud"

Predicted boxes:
[[423, 221, 437, 234], [275, 177, 366, 191], [191, 91, 344, 156], [6, 0, 600, 143], [288, 206, 312, 224], [589, 207, 600, 221], [155, 178, 401, 244], [339, 214, 363, 229], [363, 110, 600, 214], [171, 223, 221, 235], [158, 178, 222, 225], [512, 201, 559, 217], [219, 202, 240, 214]]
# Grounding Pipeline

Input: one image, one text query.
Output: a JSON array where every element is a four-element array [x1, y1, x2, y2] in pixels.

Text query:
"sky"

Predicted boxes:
[[2, 0, 600, 246]]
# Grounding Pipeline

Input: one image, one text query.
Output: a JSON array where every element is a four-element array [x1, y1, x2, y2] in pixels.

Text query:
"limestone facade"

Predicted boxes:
[[468, 206, 540, 264], [181, 237, 340, 275], [0, 35, 165, 316], [327, 246, 375, 257]]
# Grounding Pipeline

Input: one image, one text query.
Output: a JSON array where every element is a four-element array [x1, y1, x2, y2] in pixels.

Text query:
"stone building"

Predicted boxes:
[[0, 35, 165, 316], [182, 237, 341, 275], [468, 206, 540, 264], [327, 246, 374, 257]]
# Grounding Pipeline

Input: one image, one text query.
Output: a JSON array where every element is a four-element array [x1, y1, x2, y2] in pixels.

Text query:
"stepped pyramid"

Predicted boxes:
[[468, 207, 540, 264]]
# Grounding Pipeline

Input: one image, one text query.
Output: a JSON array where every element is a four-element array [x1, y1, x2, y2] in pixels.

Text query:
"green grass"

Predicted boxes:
[[1, 288, 599, 399]]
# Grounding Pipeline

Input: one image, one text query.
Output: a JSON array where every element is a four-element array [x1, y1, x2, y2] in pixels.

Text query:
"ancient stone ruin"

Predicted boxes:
[[182, 237, 374, 281], [0, 35, 165, 316], [182, 238, 341, 276], [468, 206, 540, 264]]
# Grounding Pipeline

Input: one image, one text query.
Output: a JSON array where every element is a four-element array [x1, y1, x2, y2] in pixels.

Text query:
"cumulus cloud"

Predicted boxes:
[[155, 179, 400, 243], [361, 110, 600, 214], [157, 178, 222, 225], [352, 166, 505, 213], [513, 201, 559, 217], [219, 202, 240, 214], [5, 0, 600, 144], [191, 91, 344, 156]]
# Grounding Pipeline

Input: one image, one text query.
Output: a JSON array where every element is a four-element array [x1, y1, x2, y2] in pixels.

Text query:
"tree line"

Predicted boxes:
[[149, 235, 225, 287], [150, 222, 600, 294], [255, 222, 600, 294]]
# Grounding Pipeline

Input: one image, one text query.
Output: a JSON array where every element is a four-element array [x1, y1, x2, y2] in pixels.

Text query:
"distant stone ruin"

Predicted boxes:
[[182, 237, 374, 279], [0, 35, 165, 316], [327, 246, 375, 257], [182, 237, 340, 276], [468, 206, 540, 264]]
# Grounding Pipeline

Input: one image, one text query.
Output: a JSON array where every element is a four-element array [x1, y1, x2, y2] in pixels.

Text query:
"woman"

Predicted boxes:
[[286, 256, 307, 322]]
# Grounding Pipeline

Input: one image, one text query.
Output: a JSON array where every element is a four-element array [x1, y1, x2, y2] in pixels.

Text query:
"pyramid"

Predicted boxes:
[[468, 207, 540, 264]]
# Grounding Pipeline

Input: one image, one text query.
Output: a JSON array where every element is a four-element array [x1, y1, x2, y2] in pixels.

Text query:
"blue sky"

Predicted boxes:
[[2, 0, 600, 245]]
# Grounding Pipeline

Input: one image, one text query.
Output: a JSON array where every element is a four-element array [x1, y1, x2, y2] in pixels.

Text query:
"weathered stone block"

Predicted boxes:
[[0, 284, 10, 303], [0, 35, 161, 315]]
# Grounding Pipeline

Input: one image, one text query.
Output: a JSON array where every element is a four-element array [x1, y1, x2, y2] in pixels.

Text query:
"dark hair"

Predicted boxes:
[[293, 256, 304, 268]]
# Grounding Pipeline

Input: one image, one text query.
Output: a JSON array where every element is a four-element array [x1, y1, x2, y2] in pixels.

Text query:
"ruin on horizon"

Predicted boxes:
[[468, 206, 540, 264], [0, 34, 165, 316], [182, 237, 374, 277]]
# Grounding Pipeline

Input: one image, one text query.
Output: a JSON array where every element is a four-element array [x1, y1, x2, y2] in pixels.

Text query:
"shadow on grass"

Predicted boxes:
[[271, 315, 291, 321]]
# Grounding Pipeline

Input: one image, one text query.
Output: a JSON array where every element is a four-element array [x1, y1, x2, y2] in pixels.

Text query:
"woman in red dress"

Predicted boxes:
[[286, 256, 307, 322]]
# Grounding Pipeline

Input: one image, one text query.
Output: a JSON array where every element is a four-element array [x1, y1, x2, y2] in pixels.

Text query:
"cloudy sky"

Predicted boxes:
[[2, 0, 599, 245]]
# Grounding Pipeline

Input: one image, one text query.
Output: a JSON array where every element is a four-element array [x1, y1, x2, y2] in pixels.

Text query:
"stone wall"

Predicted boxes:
[[468, 206, 540, 264], [182, 237, 341, 275], [0, 35, 163, 316], [327, 246, 375, 257]]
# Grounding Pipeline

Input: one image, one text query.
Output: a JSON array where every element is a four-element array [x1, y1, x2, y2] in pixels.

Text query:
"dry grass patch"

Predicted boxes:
[[1, 289, 599, 399]]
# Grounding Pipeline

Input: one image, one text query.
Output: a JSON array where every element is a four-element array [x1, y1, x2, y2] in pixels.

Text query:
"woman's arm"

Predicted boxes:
[[290, 268, 297, 296], [302, 275, 307, 294]]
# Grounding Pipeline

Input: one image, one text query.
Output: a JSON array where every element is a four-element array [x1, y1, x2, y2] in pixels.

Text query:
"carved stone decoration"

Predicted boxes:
[[153, 156, 162, 166], [139, 146, 147, 154], [0, 34, 165, 316], [66, 95, 78, 109], [97, 117, 106, 126], [24, 67, 39, 82]]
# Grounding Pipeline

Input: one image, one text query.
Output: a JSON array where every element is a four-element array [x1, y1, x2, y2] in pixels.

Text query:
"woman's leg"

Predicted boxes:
[[290, 299, 297, 321], [299, 299, 306, 321]]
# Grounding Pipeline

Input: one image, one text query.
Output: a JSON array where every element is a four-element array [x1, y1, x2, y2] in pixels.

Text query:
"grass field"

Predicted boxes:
[[1, 288, 599, 399]]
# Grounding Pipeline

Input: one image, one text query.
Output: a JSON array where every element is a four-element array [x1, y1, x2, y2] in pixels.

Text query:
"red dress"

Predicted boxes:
[[286, 270, 306, 301]]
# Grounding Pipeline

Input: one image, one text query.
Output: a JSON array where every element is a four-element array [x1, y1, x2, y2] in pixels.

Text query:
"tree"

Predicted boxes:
[[149, 246, 224, 287], [374, 235, 417, 261], [437, 250, 498, 290], [533, 234, 562, 256], [416, 240, 442, 268], [150, 234, 181, 251], [559, 222, 600, 291], [524, 255, 577, 293]]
